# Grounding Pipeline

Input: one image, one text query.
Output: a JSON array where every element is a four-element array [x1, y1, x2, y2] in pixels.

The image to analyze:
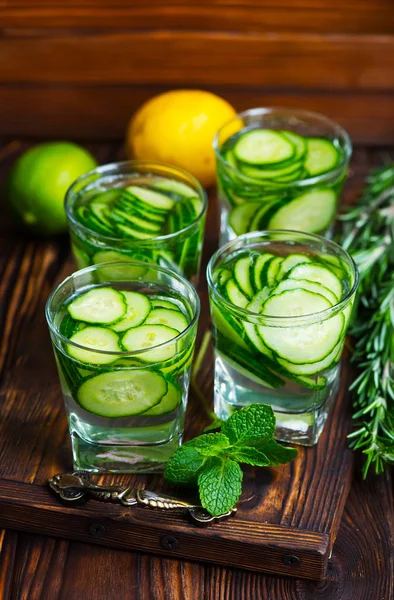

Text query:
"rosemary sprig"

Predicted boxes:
[[339, 164, 394, 476]]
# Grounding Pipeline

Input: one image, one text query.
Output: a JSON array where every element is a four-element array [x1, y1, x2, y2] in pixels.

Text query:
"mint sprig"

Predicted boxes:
[[164, 404, 298, 516]]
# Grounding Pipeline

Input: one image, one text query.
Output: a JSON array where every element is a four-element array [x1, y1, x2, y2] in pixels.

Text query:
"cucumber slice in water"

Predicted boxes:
[[286, 262, 343, 300], [145, 308, 189, 333], [267, 189, 337, 234], [304, 138, 339, 176], [224, 278, 249, 308], [68, 287, 126, 324], [217, 349, 284, 390], [252, 253, 275, 291], [77, 370, 168, 417], [125, 186, 175, 211], [234, 129, 295, 165], [143, 380, 182, 415], [233, 256, 254, 298], [150, 298, 180, 310], [67, 326, 120, 365], [281, 131, 307, 161], [229, 202, 263, 235], [121, 324, 179, 363], [152, 179, 196, 198], [276, 254, 312, 281], [111, 291, 152, 332], [278, 340, 343, 375], [258, 290, 344, 364], [272, 278, 338, 306]]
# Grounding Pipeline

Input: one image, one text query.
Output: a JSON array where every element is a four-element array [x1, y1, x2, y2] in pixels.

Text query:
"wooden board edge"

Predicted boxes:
[[0, 478, 329, 580]]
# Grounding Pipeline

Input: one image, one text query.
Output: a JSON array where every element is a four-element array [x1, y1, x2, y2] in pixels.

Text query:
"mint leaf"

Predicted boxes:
[[198, 457, 243, 516], [164, 433, 230, 483], [227, 446, 270, 466], [254, 438, 298, 465], [165, 445, 207, 484], [188, 432, 229, 456], [222, 404, 276, 446]]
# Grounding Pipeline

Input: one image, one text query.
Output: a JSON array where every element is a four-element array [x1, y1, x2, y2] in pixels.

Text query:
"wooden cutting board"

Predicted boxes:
[[0, 253, 353, 581]]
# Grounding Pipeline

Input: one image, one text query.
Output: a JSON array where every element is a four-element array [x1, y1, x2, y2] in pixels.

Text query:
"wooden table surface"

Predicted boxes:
[[0, 139, 392, 600]]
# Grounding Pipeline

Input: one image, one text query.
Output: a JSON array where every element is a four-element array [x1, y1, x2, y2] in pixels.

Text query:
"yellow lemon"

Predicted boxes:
[[126, 90, 237, 187]]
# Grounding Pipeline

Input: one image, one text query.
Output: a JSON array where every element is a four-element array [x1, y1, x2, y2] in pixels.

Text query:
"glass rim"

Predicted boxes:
[[65, 159, 208, 245], [213, 106, 352, 188], [206, 230, 359, 326], [45, 260, 200, 359]]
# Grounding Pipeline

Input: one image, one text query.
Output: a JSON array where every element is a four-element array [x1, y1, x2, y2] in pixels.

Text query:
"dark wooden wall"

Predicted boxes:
[[1, 0, 394, 143]]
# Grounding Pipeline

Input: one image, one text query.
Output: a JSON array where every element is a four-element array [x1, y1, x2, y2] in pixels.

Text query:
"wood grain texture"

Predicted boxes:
[[0, 141, 392, 598], [0, 31, 393, 91], [1, 0, 394, 142], [1, 2, 394, 33], [0, 86, 393, 145]]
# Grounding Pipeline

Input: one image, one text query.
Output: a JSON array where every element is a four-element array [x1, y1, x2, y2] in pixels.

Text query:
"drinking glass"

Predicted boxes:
[[207, 231, 358, 446], [214, 108, 352, 245], [46, 262, 200, 473], [65, 161, 207, 284]]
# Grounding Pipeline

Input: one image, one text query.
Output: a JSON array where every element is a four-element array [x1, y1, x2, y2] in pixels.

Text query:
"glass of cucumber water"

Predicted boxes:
[[214, 108, 352, 245], [207, 231, 358, 446], [46, 261, 200, 473], [65, 161, 207, 284]]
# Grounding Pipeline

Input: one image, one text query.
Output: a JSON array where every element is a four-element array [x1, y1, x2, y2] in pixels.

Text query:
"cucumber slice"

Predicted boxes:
[[217, 349, 284, 390], [252, 253, 275, 291], [278, 340, 343, 375], [276, 254, 312, 281], [271, 278, 338, 306], [267, 189, 337, 234], [261, 288, 332, 317], [258, 290, 344, 364], [67, 326, 120, 365], [121, 324, 179, 363], [89, 202, 116, 230], [234, 130, 295, 165], [211, 304, 250, 352], [111, 291, 152, 332], [142, 380, 181, 415], [118, 195, 166, 222], [77, 370, 167, 417], [150, 298, 180, 310], [305, 138, 339, 176], [92, 252, 149, 280], [281, 131, 307, 161], [152, 179, 196, 198], [233, 256, 254, 298], [243, 288, 274, 357], [286, 262, 342, 300], [266, 256, 284, 287], [68, 287, 126, 324], [115, 222, 156, 240], [112, 209, 162, 233], [229, 202, 262, 235], [214, 268, 233, 289], [145, 308, 189, 333], [249, 201, 280, 231], [125, 186, 175, 211], [224, 278, 248, 308], [161, 344, 194, 375], [59, 315, 87, 339], [240, 161, 302, 181]]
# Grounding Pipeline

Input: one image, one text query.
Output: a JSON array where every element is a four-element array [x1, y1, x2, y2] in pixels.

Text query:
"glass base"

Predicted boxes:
[[214, 356, 340, 447], [71, 432, 182, 473]]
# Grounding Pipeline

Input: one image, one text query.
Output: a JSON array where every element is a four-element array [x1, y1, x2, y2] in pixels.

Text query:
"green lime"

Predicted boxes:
[[7, 142, 97, 235]]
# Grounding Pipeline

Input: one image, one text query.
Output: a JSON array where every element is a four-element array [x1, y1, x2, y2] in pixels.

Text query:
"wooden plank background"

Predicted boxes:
[[0, 0, 394, 142]]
